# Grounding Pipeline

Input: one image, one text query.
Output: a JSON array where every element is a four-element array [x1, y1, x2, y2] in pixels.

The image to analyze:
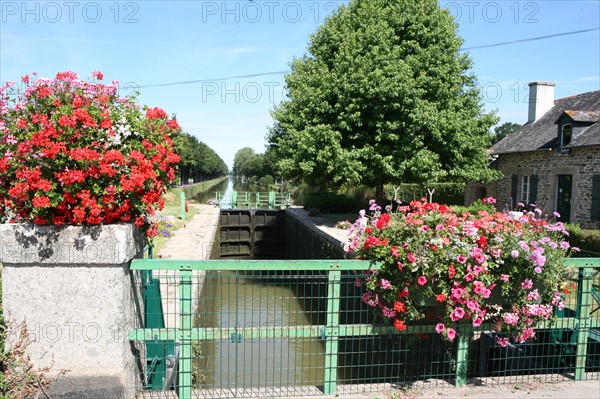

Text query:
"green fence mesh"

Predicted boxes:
[[129, 259, 600, 398]]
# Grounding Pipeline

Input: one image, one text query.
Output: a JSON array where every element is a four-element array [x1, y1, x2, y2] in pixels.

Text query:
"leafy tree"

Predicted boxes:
[[268, 0, 498, 202], [174, 132, 228, 183], [262, 146, 279, 178], [233, 146, 281, 185], [232, 147, 256, 178], [491, 122, 521, 144]]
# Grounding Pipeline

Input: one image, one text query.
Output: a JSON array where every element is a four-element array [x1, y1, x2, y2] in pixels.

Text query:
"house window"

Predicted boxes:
[[592, 175, 600, 221], [521, 175, 529, 204], [478, 186, 487, 200], [560, 124, 572, 149], [512, 174, 538, 208]]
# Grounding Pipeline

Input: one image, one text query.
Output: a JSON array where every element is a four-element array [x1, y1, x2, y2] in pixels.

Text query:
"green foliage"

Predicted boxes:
[[491, 122, 521, 144], [173, 132, 228, 183], [303, 191, 360, 213], [232, 147, 256, 177], [385, 183, 465, 205], [259, 175, 275, 187], [338, 184, 376, 206], [269, 0, 499, 200], [233, 147, 279, 185], [451, 201, 496, 215], [565, 224, 600, 256], [170, 176, 228, 202]]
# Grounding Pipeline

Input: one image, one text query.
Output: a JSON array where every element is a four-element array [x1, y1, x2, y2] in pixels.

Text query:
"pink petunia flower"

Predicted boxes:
[[435, 323, 445, 334], [379, 279, 392, 290], [456, 254, 467, 264], [450, 307, 465, 321], [446, 328, 456, 341], [521, 279, 533, 290]]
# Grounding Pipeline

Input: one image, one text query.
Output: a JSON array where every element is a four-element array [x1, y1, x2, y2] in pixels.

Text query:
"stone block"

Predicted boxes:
[[0, 223, 144, 398]]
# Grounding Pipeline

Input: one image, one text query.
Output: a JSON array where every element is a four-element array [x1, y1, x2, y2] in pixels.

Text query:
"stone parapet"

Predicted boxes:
[[0, 223, 144, 398]]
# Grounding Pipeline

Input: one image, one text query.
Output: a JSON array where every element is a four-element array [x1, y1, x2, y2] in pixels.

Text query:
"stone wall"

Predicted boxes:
[[466, 146, 600, 229], [285, 208, 348, 259], [0, 223, 144, 398]]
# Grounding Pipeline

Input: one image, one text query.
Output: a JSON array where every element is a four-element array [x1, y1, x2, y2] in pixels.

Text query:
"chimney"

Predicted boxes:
[[528, 81, 555, 123]]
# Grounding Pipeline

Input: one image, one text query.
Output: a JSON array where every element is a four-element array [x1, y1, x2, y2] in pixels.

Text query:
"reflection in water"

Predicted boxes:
[[218, 178, 235, 208], [197, 272, 326, 389], [192, 178, 229, 205], [195, 178, 267, 209]]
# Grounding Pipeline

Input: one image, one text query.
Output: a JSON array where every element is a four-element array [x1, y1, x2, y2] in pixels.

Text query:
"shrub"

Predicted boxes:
[[259, 174, 275, 187], [303, 191, 359, 213], [566, 224, 600, 256]]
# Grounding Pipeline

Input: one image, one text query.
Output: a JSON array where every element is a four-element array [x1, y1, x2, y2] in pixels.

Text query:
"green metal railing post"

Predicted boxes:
[[179, 266, 193, 399], [231, 190, 237, 208], [324, 268, 341, 395], [574, 267, 592, 380], [455, 325, 472, 386], [180, 192, 186, 221], [269, 191, 275, 209]]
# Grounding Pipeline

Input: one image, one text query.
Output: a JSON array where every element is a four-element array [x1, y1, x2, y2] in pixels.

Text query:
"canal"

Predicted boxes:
[[191, 182, 430, 392], [193, 178, 264, 208], [194, 269, 429, 392], [196, 272, 328, 390], [193, 191, 332, 390]]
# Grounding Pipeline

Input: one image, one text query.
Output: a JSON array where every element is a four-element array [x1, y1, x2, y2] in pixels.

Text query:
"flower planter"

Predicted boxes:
[[346, 198, 572, 343], [0, 71, 181, 397]]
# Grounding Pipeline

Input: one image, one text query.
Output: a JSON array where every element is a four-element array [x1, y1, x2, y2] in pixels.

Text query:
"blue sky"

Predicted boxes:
[[1, 1, 599, 168]]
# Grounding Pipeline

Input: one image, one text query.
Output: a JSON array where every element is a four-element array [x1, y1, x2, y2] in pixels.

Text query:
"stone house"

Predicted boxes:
[[466, 82, 600, 228]]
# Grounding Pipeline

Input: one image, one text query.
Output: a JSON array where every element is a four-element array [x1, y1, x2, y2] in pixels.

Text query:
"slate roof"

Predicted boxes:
[[560, 110, 600, 123], [490, 90, 600, 154], [570, 122, 600, 147]]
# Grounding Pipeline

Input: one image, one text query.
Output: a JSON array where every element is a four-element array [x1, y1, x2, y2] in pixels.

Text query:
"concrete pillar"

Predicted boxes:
[[0, 223, 144, 398]]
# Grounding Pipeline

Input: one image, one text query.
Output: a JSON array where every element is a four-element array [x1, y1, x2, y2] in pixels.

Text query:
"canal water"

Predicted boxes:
[[193, 178, 263, 208], [196, 272, 327, 390], [193, 179, 391, 391]]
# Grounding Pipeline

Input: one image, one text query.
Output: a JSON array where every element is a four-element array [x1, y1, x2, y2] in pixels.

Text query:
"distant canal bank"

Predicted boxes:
[[194, 178, 272, 207], [170, 176, 228, 204]]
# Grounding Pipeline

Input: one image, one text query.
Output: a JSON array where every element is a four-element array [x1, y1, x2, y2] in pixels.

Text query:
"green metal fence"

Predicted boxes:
[[215, 191, 291, 209], [128, 258, 600, 398]]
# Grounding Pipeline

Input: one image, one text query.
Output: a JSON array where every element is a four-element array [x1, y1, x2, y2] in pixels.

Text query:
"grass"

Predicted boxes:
[[148, 196, 201, 257], [149, 179, 225, 256]]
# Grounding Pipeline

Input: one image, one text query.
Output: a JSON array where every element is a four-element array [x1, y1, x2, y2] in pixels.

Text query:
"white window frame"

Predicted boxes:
[[560, 123, 572, 148], [521, 175, 529, 204]]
